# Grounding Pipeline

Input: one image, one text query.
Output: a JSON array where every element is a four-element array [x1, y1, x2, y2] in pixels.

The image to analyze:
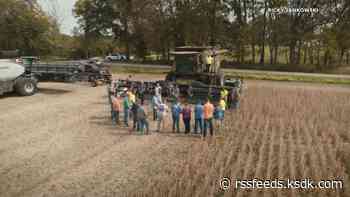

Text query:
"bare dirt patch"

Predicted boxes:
[[0, 81, 198, 197]]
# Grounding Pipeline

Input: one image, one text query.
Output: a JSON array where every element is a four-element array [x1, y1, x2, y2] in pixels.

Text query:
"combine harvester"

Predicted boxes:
[[113, 46, 240, 103], [166, 46, 239, 102]]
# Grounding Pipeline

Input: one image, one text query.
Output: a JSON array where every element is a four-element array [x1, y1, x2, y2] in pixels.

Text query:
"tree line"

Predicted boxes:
[[0, 0, 58, 56], [1, 0, 349, 71], [73, 0, 350, 70]]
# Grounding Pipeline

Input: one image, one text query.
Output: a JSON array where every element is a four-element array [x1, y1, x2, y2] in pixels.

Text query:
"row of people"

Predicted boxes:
[[110, 93, 150, 134], [170, 98, 227, 137], [108, 81, 241, 136]]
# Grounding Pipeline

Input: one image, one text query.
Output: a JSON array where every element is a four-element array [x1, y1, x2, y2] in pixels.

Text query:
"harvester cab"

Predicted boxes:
[[166, 46, 233, 102], [20, 56, 40, 74], [167, 46, 227, 86]]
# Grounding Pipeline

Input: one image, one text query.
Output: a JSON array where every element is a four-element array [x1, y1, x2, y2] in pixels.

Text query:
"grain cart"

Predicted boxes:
[[19, 57, 111, 86], [20, 57, 80, 83], [0, 59, 38, 96], [165, 46, 235, 102]]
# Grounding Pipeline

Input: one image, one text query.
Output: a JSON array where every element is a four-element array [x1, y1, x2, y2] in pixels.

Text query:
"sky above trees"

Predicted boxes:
[[38, 0, 77, 35]]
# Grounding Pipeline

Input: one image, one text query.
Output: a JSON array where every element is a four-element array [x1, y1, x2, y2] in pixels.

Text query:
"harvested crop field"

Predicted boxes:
[[0, 74, 350, 197]]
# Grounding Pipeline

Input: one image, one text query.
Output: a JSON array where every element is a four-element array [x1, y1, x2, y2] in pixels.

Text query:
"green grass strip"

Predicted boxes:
[[111, 65, 350, 85]]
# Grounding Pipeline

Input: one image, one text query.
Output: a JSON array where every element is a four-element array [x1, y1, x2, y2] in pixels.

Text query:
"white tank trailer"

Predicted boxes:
[[0, 60, 38, 96]]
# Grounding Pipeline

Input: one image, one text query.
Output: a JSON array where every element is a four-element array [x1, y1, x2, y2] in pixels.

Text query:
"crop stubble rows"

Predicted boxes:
[[138, 82, 350, 197], [0, 79, 349, 197]]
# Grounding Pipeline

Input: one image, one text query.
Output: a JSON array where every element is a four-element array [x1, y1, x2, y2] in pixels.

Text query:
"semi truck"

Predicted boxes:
[[0, 59, 38, 96]]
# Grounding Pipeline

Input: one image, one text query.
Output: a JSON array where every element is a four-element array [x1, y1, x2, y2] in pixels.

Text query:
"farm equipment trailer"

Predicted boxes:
[[22, 57, 112, 86], [0, 57, 112, 97], [28, 64, 79, 82]]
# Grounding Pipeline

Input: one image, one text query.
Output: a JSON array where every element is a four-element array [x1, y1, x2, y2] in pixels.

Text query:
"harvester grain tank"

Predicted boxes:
[[166, 46, 235, 102]]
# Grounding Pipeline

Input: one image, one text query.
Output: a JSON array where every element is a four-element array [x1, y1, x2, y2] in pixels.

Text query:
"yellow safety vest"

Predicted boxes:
[[219, 99, 226, 111], [206, 56, 213, 65], [221, 89, 228, 99]]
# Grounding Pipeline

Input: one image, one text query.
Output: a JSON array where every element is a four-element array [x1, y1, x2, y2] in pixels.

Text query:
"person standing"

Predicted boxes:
[[123, 95, 130, 127], [108, 82, 115, 119], [187, 85, 193, 100], [182, 103, 192, 134], [139, 82, 145, 105], [169, 83, 174, 98], [205, 55, 213, 72], [219, 98, 226, 119], [151, 95, 161, 121], [194, 101, 204, 134], [174, 84, 180, 99], [227, 88, 232, 109], [203, 99, 214, 137], [214, 102, 224, 131], [110, 94, 116, 124], [156, 102, 168, 132], [220, 88, 228, 102], [229, 87, 240, 109], [171, 100, 182, 133], [131, 101, 140, 131], [111, 95, 122, 125], [237, 78, 243, 95], [129, 90, 136, 105], [137, 103, 149, 135], [155, 83, 162, 99], [234, 87, 241, 109]]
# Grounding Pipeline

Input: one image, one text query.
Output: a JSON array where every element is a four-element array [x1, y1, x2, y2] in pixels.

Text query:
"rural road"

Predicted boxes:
[[106, 62, 350, 79], [52, 60, 350, 79], [0, 76, 199, 197]]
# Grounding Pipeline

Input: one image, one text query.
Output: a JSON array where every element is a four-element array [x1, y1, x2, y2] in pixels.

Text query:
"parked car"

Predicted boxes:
[[88, 57, 104, 65], [105, 53, 127, 61]]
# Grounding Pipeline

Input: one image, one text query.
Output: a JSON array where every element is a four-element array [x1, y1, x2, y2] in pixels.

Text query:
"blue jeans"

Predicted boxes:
[[133, 114, 139, 131], [111, 109, 115, 121], [112, 111, 119, 125], [235, 101, 240, 109], [139, 119, 149, 134], [108, 90, 112, 104], [203, 118, 213, 137], [153, 108, 157, 121], [183, 118, 191, 134], [194, 118, 203, 134], [231, 100, 240, 109], [157, 113, 164, 132], [172, 116, 180, 132], [124, 108, 129, 126]]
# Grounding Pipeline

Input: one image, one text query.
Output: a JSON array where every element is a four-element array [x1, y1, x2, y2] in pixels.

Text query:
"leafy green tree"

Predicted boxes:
[[0, 0, 55, 56]]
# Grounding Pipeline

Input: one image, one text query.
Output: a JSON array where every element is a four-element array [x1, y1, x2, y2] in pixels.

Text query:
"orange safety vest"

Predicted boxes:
[[203, 102, 214, 119], [112, 97, 122, 111]]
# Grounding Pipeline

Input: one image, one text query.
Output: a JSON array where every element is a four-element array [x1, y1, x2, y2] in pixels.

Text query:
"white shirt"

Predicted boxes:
[[155, 86, 162, 97]]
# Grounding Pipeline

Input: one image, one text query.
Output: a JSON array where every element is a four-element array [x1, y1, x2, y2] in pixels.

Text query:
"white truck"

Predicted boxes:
[[0, 59, 38, 96], [105, 53, 127, 61]]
